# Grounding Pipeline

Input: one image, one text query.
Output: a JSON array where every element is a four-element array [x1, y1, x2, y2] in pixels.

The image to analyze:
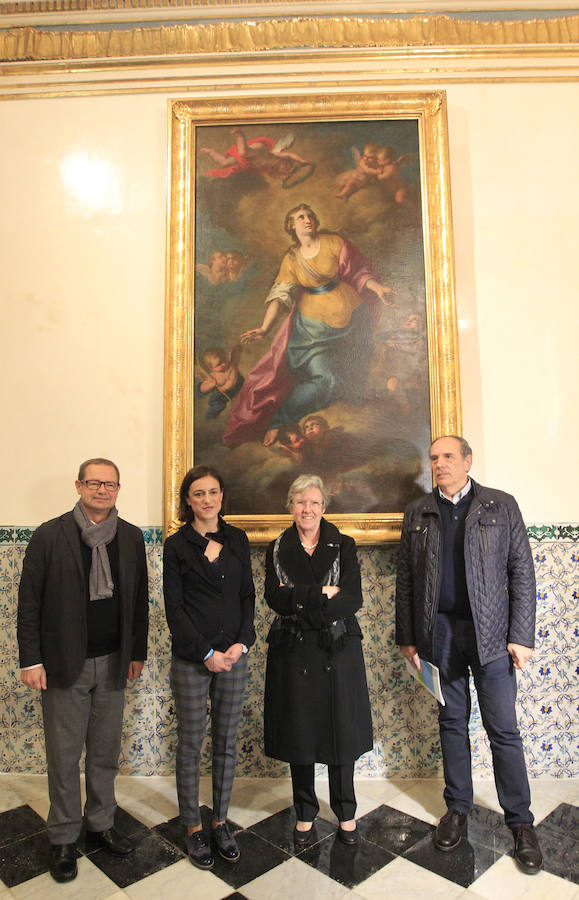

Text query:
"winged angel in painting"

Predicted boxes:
[[194, 121, 430, 515]]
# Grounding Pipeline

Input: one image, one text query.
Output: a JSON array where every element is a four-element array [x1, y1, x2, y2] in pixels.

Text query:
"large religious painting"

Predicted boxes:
[[165, 92, 461, 543]]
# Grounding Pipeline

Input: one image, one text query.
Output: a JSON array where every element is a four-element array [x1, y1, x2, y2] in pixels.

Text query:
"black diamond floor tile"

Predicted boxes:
[[250, 806, 336, 855], [208, 829, 290, 891], [153, 805, 244, 856], [78, 805, 150, 854], [299, 832, 395, 889], [535, 817, 579, 884], [0, 805, 46, 848], [357, 804, 433, 855], [87, 830, 183, 889], [538, 802, 579, 836], [0, 829, 52, 888], [465, 804, 513, 854], [404, 832, 500, 889]]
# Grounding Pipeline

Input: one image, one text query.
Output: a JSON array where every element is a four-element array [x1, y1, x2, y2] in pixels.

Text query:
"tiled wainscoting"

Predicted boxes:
[[0, 525, 576, 778]]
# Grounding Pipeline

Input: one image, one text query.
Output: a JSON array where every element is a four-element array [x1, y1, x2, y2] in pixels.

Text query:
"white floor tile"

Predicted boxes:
[[384, 779, 447, 824], [123, 857, 232, 900], [465, 854, 577, 899], [114, 776, 179, 828], [226, 776, 295, 827], [242, 856, 351, 900], [355, 855, 464, 899], [9, 855, 121, 900], [5, 774, 51, 820]]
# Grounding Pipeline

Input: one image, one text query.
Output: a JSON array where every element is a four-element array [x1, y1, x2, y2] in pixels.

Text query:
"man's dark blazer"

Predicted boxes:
[[17, 510, 149, 689]]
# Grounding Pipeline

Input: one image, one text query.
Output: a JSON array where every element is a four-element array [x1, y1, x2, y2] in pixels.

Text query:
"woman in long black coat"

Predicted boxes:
[[264, 474, 373, 846]]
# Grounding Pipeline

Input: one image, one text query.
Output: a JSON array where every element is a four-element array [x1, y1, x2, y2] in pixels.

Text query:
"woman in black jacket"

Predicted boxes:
[[264, 474, 372, 846], [164, 465, 255, 870]]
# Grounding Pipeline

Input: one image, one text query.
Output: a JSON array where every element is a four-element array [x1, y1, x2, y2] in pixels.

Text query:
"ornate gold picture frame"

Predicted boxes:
[[164, 91, 460, 544]]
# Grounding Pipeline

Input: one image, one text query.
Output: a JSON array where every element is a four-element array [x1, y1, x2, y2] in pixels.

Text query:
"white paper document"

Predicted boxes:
[[405, 657, 445, 706]]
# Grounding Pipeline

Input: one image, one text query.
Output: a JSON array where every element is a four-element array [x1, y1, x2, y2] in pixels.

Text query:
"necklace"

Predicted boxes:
[[300, 540, 318, 551]]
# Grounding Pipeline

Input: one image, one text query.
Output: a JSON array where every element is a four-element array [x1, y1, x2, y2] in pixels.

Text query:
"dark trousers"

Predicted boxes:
[[290, 763, 356, 822], [41, 652, 125, 844], [171, 654, 248, 827], [433, 613, 532, 827]]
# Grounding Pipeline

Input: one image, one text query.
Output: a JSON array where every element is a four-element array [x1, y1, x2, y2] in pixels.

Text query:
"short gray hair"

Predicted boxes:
[[286, 474, 328, 511], [431, 435, 472, 459]]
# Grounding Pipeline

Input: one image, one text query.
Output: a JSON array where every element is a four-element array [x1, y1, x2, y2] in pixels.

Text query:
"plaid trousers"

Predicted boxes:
[[170, 653, 248, 826]]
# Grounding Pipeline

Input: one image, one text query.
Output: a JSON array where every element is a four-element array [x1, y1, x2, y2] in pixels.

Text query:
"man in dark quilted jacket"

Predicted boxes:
[[395, 435, 542, 875]]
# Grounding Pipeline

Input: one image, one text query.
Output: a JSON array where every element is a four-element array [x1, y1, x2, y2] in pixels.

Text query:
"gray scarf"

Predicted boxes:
[[73, 499, 118, 602]]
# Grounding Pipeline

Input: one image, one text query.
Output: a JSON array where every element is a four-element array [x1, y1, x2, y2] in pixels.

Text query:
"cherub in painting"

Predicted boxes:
[[226, 249, 251, 282], [335, 143, 380, 200], [196, 344, 245, 420], [275, 424, 305, 464], [195, 250, 229, 286], [201, 127, 311, 182], [376, 145, 416, 206]]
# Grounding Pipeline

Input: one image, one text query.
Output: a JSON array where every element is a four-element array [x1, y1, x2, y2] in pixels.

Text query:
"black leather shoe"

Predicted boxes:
[[338, 824, 359, 845], [512, 824, 543, 874], [86, 827, 134, 856], [212, 822, 240, 861], [433, 810, 467, 851], [186, 829, 214, 869], [293, 823, 315, 846], [49, 843, 77, 883]]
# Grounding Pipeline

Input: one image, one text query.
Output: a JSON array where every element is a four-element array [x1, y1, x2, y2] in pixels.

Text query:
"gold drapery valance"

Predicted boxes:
[[1, 15, 578, 64]]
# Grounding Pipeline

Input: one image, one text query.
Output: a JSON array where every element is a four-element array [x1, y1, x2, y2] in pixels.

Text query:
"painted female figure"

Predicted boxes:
[[223, 203, 395, 449]]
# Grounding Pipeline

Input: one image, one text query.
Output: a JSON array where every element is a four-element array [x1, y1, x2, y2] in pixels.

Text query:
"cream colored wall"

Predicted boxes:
[[1, 83, 577, 526]]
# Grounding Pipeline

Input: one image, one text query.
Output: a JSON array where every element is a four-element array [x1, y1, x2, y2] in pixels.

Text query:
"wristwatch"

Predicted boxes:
[[241, 644, 249, 654]]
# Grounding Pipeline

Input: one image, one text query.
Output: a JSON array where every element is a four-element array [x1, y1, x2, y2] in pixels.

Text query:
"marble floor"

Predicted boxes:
[[0, 774, 577, 899]]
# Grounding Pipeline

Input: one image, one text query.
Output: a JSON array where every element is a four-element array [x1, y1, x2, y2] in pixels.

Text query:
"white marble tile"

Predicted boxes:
[[6, 774, 51, 820], [472, 776, 579, 823], [10, 856, 120, 900], [383, 778, 447, 824], [355, 855, 464, 899], [355, 776, 409, 810], [466, 854, 577, 899], [226, 776, 295, 827], [114, 776, 179, 827], [124, 857, 232, 900], [0, 779, 24, 814], [242, 856, 350, 900]]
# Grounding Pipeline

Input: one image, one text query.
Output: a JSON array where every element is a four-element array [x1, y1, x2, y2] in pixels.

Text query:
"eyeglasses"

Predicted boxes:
[[80, 480, 119, 491]]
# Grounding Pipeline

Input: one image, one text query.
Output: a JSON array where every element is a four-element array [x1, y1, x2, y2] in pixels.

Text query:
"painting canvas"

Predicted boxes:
[[165, 93, 461, 542]]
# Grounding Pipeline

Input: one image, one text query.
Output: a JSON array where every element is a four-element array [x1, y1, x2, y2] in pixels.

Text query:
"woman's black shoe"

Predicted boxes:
[[338, 824, 359, 845], [185, 829, 214, 869], [293, 823, 315, 846], [212, 822, 240, 861]]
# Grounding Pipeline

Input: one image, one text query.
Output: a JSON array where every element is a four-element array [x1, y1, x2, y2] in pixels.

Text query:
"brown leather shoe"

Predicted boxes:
[[512, 824, 543, 874], [433, 810, 467, 851]]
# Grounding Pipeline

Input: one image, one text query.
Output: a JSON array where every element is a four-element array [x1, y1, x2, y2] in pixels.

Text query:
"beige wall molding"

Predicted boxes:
[[1, 15, 579, 65]]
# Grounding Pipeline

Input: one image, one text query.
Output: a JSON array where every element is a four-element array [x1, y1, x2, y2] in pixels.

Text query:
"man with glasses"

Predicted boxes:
[[17, 458, 149, 883]]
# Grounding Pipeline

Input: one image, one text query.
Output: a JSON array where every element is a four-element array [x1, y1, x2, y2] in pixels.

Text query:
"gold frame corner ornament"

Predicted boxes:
[[164, 89, 460, 544]]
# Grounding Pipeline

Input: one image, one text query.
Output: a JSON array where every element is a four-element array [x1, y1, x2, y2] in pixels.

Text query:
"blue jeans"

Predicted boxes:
[[433, 613, 532, 827]]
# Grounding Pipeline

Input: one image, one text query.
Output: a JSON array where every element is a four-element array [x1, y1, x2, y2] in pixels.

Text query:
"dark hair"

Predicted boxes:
[[78, 458, 120, 483], [431, 435, 473, 460], [178, 464, 225, 522]]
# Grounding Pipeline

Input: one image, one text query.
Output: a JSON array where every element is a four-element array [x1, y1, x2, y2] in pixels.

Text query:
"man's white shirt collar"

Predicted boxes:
[[438, 478, 472, 505]]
